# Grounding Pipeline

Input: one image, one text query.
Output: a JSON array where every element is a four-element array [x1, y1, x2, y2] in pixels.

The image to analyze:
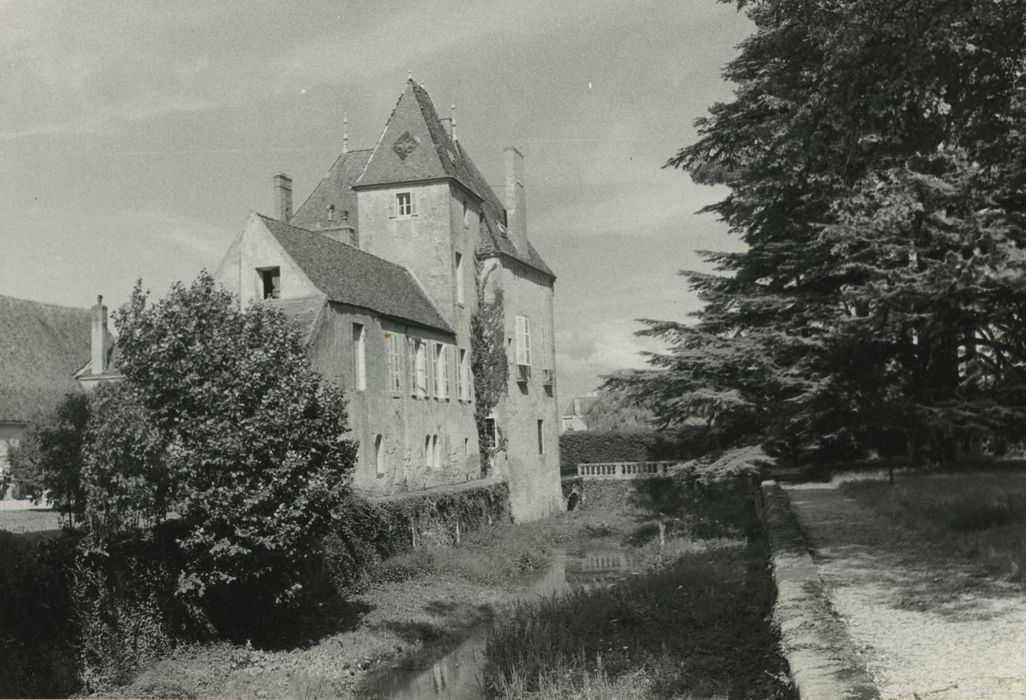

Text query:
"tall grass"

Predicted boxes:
[[840, 472, 1026, 582], [483, 542, 794, 700]]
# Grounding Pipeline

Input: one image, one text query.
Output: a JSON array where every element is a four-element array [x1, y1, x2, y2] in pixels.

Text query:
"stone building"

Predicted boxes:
[[215, 80, 562, 520], [0, 295, 92, 490]]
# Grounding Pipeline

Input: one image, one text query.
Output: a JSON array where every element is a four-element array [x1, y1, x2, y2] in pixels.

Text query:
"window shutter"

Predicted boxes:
[[409, 338, 417, 397], [389, 193, 397, 218], [515, 316, 526, 365], [426, 342, 435, 398], [447, 345, 456, 400], [524, 316, 531, 366], [409, 191, 417, 216]]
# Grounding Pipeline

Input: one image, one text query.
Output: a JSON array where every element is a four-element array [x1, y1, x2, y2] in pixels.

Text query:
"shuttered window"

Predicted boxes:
[[515, 315, 531, 366], [386, 332, 401, 397]]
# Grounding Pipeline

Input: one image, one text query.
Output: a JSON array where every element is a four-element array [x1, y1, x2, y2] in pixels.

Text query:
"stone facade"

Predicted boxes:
[[214, 79, 563, 521]]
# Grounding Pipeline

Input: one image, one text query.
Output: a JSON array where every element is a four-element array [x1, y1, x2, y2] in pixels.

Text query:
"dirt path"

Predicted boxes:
[[785, 483, 1026, 700]]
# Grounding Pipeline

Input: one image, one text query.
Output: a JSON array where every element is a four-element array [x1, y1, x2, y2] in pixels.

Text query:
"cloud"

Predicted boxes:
[[554, 318, 660, 399]]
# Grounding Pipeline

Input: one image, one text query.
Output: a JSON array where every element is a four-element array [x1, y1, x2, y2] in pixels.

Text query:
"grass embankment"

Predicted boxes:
[[113, 496, 638, 699], [840, 471, 1026, 584], [483, 481, 795, 700]]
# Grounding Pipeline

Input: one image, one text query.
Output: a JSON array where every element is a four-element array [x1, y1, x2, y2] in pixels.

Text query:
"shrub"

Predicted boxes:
[[0, 530, 82, 698], [82, 273, 358, 613]]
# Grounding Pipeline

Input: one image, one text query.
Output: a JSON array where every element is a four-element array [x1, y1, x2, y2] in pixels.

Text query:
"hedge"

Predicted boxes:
[[559, 428, 716, 475]]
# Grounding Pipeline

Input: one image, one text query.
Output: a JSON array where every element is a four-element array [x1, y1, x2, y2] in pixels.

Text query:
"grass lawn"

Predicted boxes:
[[0, 508, 62, 533], [840, 471, 1026, 584]]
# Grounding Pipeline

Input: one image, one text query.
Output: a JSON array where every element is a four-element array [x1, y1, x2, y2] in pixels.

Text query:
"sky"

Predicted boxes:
[[1, 0, 752, 403]]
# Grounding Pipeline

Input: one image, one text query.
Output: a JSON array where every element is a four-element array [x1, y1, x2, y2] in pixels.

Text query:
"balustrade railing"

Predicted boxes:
[[574, 460, 678, 480]]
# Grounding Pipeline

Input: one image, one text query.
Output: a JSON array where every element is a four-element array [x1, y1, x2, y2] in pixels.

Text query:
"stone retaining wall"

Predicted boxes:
[[762, 480, 880, 700]]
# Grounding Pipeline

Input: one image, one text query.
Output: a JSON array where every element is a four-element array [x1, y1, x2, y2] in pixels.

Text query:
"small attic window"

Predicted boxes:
[[327, 204, 336, 223], [396, 192, 413, 217], [259, 267, 281, 299]]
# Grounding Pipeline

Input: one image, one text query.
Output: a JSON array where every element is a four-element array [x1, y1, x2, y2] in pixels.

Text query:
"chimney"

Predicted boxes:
[[504, 147, 528, 252], [90, 295, 109, 375], [273, 172, 293, 223]]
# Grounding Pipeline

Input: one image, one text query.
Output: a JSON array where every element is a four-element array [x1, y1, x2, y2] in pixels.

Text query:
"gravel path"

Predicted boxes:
[[785, 483, 1026, 700]]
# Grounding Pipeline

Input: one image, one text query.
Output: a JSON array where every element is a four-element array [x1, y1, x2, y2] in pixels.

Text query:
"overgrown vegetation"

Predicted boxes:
[[471, 267, 509, 472], [483, 467, 792, 699], [7, 392, 90, 524], [841, 472, 1026, 583]]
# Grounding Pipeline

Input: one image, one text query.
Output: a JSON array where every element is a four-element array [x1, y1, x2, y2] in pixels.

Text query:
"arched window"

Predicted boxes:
[[425, 434, 432, 466], [431, 435, 440, 468], [374, 434, 385, 476]]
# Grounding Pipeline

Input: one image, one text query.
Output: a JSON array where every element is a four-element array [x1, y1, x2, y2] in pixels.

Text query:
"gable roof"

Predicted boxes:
[[291, 149, 372, 233], [0, 295, 89, 422], [257, 215, 452, 333]]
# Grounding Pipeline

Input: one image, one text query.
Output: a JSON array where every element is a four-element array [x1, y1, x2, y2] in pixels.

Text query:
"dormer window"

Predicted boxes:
[[259, 267, 281, 300], [327, 204, 336, 224], [397, 192, 413, 217]]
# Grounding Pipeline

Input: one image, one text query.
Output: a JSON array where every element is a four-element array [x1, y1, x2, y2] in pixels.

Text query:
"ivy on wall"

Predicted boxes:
[[471, 261, 509, 474]]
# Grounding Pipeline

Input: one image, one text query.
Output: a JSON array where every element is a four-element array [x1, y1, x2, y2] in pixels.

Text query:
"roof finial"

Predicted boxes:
[[451, 92, 457, 142], [408, 69, 412, 82], [343, 112, 349, 154]]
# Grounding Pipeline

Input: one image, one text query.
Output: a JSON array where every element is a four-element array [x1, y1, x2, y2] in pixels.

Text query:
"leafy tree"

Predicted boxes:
[[580, 390, 654, 432], [8, 393, 90, 524], [82, 272, 358, 606], [611, 0, 1026, 463]]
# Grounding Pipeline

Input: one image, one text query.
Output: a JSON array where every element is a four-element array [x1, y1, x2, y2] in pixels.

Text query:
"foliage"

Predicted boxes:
[[841, 472, 1026, 583], [484, 545, 792, 699], [579, 390, 654, 432], [7, 393, 91, 522], [559, 428, 715, 473], [83, 272, 358, 609], [0, 531, 83, 699], [322, 483, 512, 594], [609, 0, 1026, 464], [471, 268, 509, 471]]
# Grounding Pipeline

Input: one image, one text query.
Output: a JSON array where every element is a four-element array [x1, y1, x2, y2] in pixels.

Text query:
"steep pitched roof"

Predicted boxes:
[[356, 80, 480, 195], [0, 295, 89, 422], [291, 149, 372, 232], [262, 295, 327, 343], [455, 142, 555, 278], [257, 215, 452, 333]]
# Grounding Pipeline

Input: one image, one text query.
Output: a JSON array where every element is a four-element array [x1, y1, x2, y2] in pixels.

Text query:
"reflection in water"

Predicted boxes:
[[357, 548, 638, 699]]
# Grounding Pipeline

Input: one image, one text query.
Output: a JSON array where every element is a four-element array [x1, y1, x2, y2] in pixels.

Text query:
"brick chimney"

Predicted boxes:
[[90, 295, 109, 375], [504, 147, 528, 253], [273, 172, 293, 223]]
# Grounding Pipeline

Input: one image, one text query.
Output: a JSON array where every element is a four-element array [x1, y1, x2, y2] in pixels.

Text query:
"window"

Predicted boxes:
[[414, 340, 427, 397], [396, 192, 413, 217], [539, 323, 554, 390], [515, 315, 532, 366], [424, 434, 432, 466], [462, 200, 469, 227], [353, 323, 366, 391], [431, 434, 439, 468], [435, 343, 447, 399], [454, 252, 464, 305], [386, 332, 401, 397], [259, 267, 281, 300], [537, 419, 545, 454], [374, 435, 385, 476], [456, 348, 466, 401]]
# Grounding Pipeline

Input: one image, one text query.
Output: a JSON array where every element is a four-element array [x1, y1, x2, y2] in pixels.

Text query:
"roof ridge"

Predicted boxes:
[[0, 294, 89, 313]]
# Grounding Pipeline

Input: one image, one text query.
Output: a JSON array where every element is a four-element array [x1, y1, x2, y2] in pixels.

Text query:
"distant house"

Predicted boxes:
[[215, 79, 563, 521], [561, 394, 598, 433], [0, 295, 92, 489]]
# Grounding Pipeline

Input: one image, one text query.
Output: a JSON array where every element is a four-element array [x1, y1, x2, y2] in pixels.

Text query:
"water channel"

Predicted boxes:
[[356, 547, 642, 699]]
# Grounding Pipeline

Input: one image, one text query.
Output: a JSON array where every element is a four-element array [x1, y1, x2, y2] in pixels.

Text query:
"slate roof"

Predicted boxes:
[[257, 215, 452, 333], [0, 295, 90, 422], [262, 295, 327, 343], [291, 149, 372, 233]]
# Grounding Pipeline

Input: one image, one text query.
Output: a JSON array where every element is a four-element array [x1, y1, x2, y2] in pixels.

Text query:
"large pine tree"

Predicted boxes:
[[611, 0, 1026, 463]]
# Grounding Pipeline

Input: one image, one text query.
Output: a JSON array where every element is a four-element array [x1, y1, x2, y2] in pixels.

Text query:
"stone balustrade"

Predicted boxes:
[[575, 460, 678, 479]]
